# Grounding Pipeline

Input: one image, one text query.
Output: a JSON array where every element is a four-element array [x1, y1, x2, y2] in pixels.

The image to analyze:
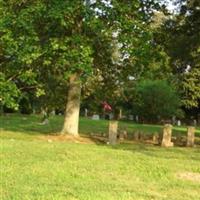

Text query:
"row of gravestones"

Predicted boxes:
[[161, 124, 195, 147], [108, 121, 196, 147]]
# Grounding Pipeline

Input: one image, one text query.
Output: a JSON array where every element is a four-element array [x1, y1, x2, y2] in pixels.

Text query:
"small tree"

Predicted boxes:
[[133, 80, 182, 123]]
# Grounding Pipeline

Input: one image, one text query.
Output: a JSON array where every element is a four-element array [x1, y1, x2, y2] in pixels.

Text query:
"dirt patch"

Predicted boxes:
[[177, 172, 200, 183], [38, 134, 106, 144]]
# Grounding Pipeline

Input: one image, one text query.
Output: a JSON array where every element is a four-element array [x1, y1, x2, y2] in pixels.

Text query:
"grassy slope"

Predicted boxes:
[[1, 114, 200, 200], [1, 114, 200, 140]]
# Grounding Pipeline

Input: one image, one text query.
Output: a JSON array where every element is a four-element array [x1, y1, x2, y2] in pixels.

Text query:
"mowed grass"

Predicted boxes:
[[0, 114, 200, 200], [1, 114, 200, 140]]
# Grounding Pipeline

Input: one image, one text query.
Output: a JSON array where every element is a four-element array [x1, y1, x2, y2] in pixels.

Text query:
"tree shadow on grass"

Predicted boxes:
[[0, 114, 63, 136], [1, 114, 200, 150], [0, 114, 107, 136], [0, 115, 108, 144]]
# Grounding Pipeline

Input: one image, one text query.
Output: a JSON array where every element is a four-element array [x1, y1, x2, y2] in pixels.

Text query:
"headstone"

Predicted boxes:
[[108, 121, 118, 145], [51, 110, 56, 115], [129, 115, 134, 120], [176, 134, 183, 144], [135, 115, 139, 123], [186, 126, 195, 147], [177, 120, 181, 126], [40, 118, 49, 125], [109, 113, 114, 120], [123, 130, 128, 139], [41, 109, 46, 116], [119, 131, 124, 141], [84, 108, 88, 117], [92, 114, 100, 120], [172, 116, 176, 125], [161, 124, 174, 147], [139, 132, 144, 141], [133, 131, 139, 141], [43, 118, 49, 124], [152, 132, 159, 143], [119, 109, 122, 119]]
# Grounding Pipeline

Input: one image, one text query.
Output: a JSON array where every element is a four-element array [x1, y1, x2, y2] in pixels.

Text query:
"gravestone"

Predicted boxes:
[[135, 115, 139, 123], [139, 132, 145, 141], [109, 113, 114, 120], [186, 126, 195, 147], [40, 118, 49, 125], [84, 108, 88, 117], [119, 109, 122, 119], [129, 115, 134, 120], [172, 116, 176, 125], [108, 121, 118, 145], [119, 131, 124, 141], [133, 131, 139, 141], [177, 120, 181, 126], [51, 110, 56, 115], [92, 114, 100, 120], [161, 124, 174, 147], [123, 130, 128, 139], [176, 134, 183, 144], [152, 132, 159, 143], [193, 119, 197, 127]]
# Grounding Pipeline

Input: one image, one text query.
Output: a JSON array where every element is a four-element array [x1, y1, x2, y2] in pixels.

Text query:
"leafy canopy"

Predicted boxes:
[[1, 0, 159, 110]]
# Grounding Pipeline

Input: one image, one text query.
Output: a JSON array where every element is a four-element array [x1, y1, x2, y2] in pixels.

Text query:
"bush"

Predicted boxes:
[[133, 80, 182, 123]]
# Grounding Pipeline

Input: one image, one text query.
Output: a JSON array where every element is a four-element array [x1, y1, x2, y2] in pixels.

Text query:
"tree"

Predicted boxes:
[[1, 0, 160, 135], [0, 73, 19, 111], [132, 80, 182, 122], [154, 0, 200, 109]]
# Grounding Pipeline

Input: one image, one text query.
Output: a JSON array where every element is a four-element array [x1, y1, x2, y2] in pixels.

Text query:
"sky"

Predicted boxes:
[[165, 0, 178, 11]]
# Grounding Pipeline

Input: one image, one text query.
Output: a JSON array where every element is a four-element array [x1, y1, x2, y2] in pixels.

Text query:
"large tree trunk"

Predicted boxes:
[[61, 73, 81, 136]]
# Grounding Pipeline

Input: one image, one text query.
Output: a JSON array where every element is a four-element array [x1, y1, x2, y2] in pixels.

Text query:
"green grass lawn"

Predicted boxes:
[[1, 114, 200, 200], [1, 114, 200, 140]]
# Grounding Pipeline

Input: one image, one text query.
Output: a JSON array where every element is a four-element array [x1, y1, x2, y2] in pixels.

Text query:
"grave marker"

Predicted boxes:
[[152, 132, 159, 143], [92, 114, 100, 120], [133, 131, 139, 141], [161, 124, 174, 147], [186, 126, 195, 147], [108, 121, 118, 145]]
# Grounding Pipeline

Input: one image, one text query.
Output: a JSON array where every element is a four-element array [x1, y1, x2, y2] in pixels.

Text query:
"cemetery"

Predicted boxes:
[[1, 114, 200, 200], [1, 0, 200, 199]]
